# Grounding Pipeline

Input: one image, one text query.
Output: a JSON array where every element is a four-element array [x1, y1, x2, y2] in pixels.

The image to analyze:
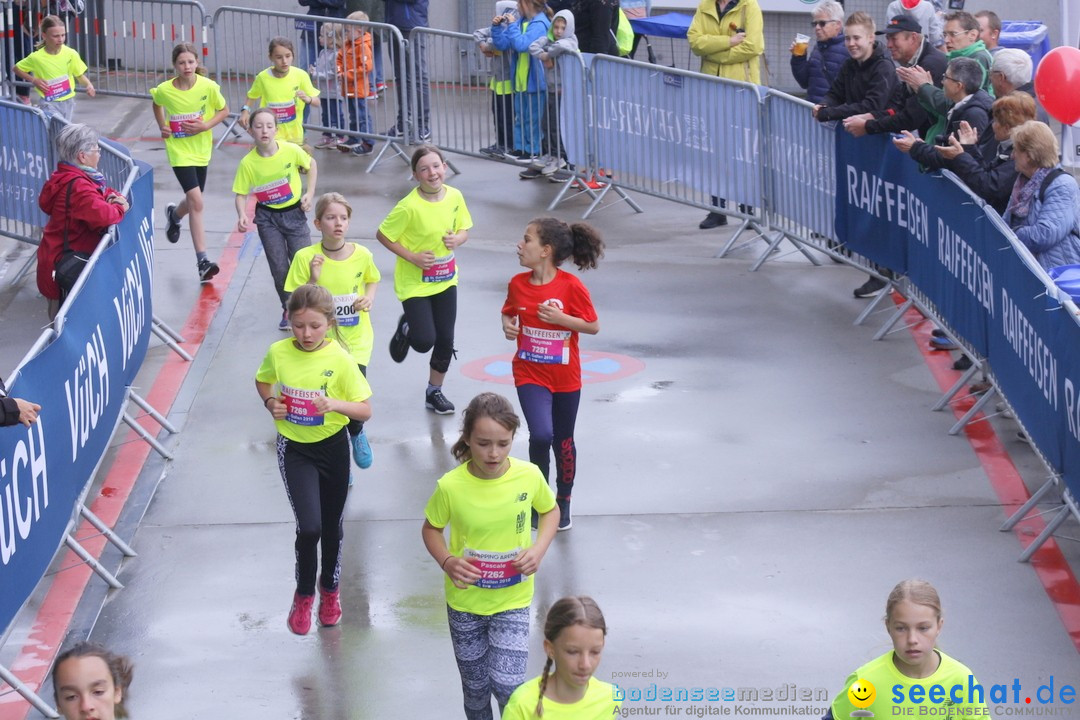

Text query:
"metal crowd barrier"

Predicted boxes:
[[0, 101, 53, 248], [210, 7, 409, 168], [1, 0, 207, 99]]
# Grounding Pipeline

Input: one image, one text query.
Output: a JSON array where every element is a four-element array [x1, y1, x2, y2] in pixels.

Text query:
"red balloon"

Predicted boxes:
[[1035, 46, 1080, 126]]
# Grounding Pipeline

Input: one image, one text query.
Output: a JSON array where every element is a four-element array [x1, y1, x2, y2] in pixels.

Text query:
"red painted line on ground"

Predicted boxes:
[[897, 295, 1080, 652], [0, 225, 247, 720]]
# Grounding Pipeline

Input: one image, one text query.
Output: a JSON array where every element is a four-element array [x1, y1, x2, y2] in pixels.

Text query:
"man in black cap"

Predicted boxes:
[[842, 15, 947, 139]]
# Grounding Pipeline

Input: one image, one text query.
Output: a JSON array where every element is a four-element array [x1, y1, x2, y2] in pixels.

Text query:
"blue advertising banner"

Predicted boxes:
[[1055, 309, 1080, 500], [0, 102, 52, 226], [0, 167, 153, 632], [834, 130, 914, 275], [835, 131, 994, 356], [985, 235, 1065, 470]]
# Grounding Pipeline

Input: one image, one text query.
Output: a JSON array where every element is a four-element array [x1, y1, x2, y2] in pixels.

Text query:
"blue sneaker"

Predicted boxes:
[[351, 429, 373, 469], [929, 336, 958, 351]]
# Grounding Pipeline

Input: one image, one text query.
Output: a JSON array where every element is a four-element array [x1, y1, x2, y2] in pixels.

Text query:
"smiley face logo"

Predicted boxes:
[[848, 679, 876, 709]]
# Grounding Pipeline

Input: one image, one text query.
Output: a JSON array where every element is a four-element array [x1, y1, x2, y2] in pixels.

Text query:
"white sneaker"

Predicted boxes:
[[528, 155, 549, 171], [541, 157, 566, 176]]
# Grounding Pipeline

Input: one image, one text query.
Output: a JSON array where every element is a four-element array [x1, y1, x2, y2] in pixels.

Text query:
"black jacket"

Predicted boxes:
[[0, 379, 21, 427], [866, 41, 947, 137], [908, 89, 994, 171], [571, 0, 619, 55], [946, 139, 1017, 214], [816, 41, 897, 122]]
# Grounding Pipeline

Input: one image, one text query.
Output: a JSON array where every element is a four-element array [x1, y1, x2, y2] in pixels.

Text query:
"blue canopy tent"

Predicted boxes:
[[628, 12, 693, 66]]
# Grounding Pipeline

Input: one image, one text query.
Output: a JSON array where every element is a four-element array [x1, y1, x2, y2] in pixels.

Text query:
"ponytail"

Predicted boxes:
[[529, 217, 605, 271], [568, 222, 604, 270]]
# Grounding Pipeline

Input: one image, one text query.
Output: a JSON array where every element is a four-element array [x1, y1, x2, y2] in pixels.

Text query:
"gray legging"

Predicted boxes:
[[254, 203, 310, 308]]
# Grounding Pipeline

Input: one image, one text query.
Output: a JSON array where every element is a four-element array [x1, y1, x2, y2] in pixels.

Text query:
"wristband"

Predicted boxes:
[[440, 555, 453, 570], [263, 396, 275, 407], [241, 104, 251, 112]]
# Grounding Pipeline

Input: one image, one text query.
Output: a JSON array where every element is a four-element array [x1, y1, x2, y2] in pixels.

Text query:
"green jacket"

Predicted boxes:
[[917, 40, 994, 144]]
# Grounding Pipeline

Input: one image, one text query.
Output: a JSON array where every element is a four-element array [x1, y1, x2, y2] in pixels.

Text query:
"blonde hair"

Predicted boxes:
[[35, 15, 65, 51], [346, 10, 369, 21], [845, 11, 875, 34], [315, 192, 352, 220], [1011, 121, 1060, 170], [884, 579, 942, 623]]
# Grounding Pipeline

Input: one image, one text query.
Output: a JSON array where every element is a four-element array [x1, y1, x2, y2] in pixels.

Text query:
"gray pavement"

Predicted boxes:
[[3, 93, 1079, 720]]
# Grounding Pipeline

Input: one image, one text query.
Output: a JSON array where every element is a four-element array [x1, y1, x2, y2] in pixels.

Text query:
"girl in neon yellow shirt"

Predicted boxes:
[[14, 15, 94, 121], [238, 37, 320, 153], [233, 107, 318, 330], [151, 43, 229, 283], [285, 192, 380, 471], [829, 579, 990, 719], [422, 393, 559, 720], [255, 284, 372, 635], [503, 596, 620, 720], [377, 145, 473, 415]]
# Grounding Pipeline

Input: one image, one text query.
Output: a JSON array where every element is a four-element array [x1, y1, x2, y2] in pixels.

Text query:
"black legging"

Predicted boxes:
[[402, 285, 456, 373], [516, 384, 581, 501], [277, 428, 350, 596], [347, 364, 367, 437]]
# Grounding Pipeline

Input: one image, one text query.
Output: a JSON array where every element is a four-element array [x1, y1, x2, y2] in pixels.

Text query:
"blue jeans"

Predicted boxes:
[[322, 97, 345, 133], [345, 96, 371, 139], [512, 91, 545, 155]]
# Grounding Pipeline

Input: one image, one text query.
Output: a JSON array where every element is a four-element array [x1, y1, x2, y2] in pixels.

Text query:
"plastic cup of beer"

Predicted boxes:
[[793, 33, 810, 56]]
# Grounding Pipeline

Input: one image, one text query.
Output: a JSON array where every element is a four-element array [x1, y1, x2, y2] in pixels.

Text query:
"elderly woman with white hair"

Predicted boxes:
[[1004, 121, 1080, 271], [37, 123, 128, 319], [790, 0, 847, 104]]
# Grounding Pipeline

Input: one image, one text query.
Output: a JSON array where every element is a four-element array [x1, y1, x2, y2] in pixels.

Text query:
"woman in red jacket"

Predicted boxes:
[[37, 123, 128, 319]]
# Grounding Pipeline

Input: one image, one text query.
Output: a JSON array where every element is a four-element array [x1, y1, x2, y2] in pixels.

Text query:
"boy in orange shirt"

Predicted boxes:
[[336, 11, 375, 155]]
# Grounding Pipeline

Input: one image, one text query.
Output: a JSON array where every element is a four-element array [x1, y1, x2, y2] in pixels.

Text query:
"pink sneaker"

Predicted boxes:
[[318, 586, 342, 627], [287, 592, 314, 635]]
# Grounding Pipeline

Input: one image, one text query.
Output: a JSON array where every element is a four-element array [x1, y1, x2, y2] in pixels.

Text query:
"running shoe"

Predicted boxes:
[[503, 149, 529, 162], [557, 498, 572, 531], [425, 387, 455, 415], [337, 140, 359, 153], [278, 310, 290, 332], [389, 314, 409, 363], [351, 429, 373, 469], [376, 82, 386, 94], [479, 144, 506, 158], [287, 592, 315, 635], [352, 143, 374, 156], [197, 258, 219, 283], [519, 165, 544, 180], [541, 157, 566, 176], [315, 135, 340, 149], [853, 277, 887, 298], [417, 129, 432, 143], [165, 203, 181, 243], [318, 585, 342, 627], [930, 336, 959, 351], [514, 153, 538, 165], [548, 168, 573, 183]]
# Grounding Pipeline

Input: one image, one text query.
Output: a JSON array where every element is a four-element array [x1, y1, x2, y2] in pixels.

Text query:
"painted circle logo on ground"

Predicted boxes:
[[461, 351, 646, 385]]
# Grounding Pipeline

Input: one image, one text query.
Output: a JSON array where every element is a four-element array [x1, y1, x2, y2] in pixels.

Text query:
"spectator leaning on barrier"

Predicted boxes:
[[884, 0, 943, 49], [790, 0, 846, 104], [476, 2, 519, 160], [0, 378, 40, 428], [989, 49, 1048, 123], [974, 10, 1000, 54], [384, 0, 431, 140], [570, 0, 619, 56], [898, 56, 989, 170], [894, 57, 992, 171], [812, 12, 896, 123], [1003, 121, 1080, 272], [842, 15, 946, 138], [938, 92, 1035, 214], [37, 124, 129, 321], [687, 0, 765, 84]]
